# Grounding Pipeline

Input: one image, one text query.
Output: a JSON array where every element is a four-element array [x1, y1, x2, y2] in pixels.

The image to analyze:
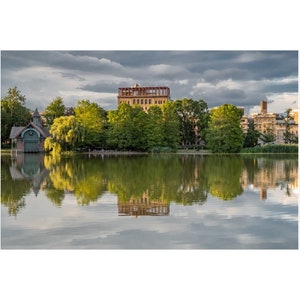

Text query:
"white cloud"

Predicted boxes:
[[175, 79, 189, 85], [216, 79, 240, 89], [148, 64, 184, 75], [266, 93, 298, 113]]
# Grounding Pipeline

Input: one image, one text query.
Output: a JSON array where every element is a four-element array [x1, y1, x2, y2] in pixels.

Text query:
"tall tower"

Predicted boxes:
[[260, 100, 267, 114]]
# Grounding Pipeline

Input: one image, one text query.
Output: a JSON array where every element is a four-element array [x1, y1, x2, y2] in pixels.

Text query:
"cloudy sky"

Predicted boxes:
[[1, 50, 298, 115]]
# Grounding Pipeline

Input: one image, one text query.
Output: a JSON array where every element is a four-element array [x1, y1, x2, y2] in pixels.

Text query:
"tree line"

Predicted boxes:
[[1, 87, 297, 153]]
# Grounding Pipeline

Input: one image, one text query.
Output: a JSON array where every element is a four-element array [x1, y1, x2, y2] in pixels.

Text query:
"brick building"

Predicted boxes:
[[117, 83, 170, 111]]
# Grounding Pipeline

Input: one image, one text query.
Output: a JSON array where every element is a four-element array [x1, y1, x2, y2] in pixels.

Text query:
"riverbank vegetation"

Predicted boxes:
[[242, 144, 298, 153], [1, 87, 298, 154]]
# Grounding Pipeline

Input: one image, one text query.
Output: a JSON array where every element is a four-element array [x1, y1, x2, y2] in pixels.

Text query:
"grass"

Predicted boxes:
[[241, 144, 298, 154]]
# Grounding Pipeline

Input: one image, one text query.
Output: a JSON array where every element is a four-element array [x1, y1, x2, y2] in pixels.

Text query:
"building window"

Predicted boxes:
[[149, 99, 152, 104], [137, 99, 139, 104], [145, 99, 147, 104], [141, 99, 143, 104], [133, 99, 135, 104]]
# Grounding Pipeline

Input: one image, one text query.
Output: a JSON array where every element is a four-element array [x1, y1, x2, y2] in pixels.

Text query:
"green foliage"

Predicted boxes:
[[243, 120, 260, 148], [161, 101, 181, 150], [107, 103, 145, 150], [206, 104, 244, 153], [1, 87, 32, 143], [283, 108, 298, 144], [107, 103, 180, 151], [242, 144, 298, 153], [174, 98, 209, 147], [44, 137, 62, 153], [44, 97, 65, 127], [49, 116, 84, 151], [74, 99, 107, 148], [260, 128, 275, 144], [146, 106, 164, 149]]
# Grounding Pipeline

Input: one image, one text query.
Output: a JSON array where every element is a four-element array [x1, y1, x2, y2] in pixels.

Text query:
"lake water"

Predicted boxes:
[[1, 152, 298, 249]]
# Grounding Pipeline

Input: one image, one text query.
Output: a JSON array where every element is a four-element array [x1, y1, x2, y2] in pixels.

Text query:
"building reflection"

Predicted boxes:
[[241, 158, 298, 200], [10, 153, 49, 196], [118, 192, 170, 217]]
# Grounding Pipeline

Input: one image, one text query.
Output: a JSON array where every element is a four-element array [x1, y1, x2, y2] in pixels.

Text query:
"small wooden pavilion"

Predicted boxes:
[[9, 108, 50, 153]]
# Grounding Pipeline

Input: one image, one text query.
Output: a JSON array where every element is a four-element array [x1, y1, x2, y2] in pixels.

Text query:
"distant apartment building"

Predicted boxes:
[[251, 101, 277, 134], [117, 83, 171, 111], [250, 101, 298, 144], [237, 107, 250, 134]]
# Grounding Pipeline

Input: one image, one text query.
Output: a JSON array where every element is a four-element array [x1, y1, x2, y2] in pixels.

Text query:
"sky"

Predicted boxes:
[[1, 50, 298, 115]]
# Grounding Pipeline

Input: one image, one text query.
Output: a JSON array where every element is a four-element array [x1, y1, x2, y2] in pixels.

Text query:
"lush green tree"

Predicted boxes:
[[174, 98, 209, 148], [44, 97, 65, 127], [107, 103, 148, 151], [206, 104, 244, 153], [74, 99, 107, 148], [243, 119, 260, 147], [107, 103, 134, 150], [161, 101, 181, 150], [1, 87, 31, 143], [45, 115, 84, 151], [145, 106, 164, 150]]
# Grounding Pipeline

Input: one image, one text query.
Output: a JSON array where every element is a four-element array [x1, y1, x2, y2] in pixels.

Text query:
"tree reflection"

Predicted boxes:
[[205, 155, 244, 200], [1, 153, 298, 216], [44, 155, 108, 205], [0, 154, 44, 216]]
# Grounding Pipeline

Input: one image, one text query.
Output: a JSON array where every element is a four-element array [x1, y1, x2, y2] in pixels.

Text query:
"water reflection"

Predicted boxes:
[[1, 153, 49, 215], [1, 153, 298, 217]]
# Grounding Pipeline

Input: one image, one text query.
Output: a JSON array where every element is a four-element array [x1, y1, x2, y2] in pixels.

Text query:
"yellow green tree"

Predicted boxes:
[[74, 99, 107, 148], [44, 97, 66, 127], [45, 115, 84, 151], [206, 104, 243, 153]]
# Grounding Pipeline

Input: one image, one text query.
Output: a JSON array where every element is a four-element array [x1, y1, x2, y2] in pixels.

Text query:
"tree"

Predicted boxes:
[[260, 128, 275, 144], [145, 106, 164, 150], [161, 101, 181, 149], [243, 119, 260, 147], [45, 115, 84, 151], [107, 103, 148, 151], [44, 97, 65, 127], [283, 108, 298, 144], [174, 98, 209, 148], [1, 87, 31, 144], [74, 99, 107, 148], [206, 155, 243, 200], [206, 104, 244, 153]]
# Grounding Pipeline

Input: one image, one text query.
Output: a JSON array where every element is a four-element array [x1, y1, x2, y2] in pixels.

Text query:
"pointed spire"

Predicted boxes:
[[33, 108, 40, 117], [33, 108, 42, 126]]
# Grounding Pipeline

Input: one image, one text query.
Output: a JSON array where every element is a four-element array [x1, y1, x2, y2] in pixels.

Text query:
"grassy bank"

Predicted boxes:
[[241, 144, 298, 154]]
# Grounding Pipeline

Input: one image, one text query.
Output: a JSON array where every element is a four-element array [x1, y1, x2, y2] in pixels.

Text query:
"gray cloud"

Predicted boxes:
[[1, 51, 298, 113]]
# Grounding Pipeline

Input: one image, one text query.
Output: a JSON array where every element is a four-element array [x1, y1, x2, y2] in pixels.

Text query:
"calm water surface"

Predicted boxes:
[[1, 153, 298, 249]]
